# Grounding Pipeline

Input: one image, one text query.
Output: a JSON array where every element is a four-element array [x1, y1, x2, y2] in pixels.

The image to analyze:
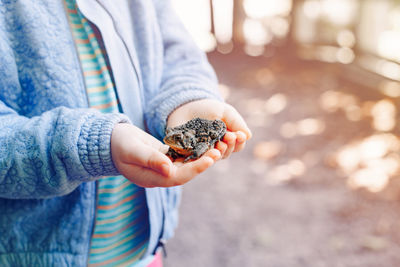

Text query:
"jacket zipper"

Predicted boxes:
[[95, 0, 144, 99]]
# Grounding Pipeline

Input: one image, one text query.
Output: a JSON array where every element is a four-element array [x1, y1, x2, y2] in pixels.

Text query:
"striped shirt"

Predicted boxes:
[[64, 1, 150, 266]]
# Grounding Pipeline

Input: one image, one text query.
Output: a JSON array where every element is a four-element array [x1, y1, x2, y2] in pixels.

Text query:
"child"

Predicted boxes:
[[0, 0, 251, 266]]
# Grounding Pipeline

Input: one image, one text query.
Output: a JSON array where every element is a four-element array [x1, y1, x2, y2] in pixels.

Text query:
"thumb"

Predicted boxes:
[[122, 142, 174, 177]]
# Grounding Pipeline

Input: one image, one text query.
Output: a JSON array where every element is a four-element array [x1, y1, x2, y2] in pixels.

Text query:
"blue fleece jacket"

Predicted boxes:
[[0, 0, 221, 266]]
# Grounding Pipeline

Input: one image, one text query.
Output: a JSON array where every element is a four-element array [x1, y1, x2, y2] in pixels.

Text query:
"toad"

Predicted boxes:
[[163, 117, 227, 162]]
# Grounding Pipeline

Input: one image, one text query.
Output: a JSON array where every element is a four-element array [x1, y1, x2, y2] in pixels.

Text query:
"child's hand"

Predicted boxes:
[[167, 99, 252, 159], [111, 123, 221, 187]]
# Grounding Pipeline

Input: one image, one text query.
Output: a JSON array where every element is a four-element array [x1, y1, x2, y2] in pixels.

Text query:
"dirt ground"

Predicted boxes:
[[163, 50, 400, 267]]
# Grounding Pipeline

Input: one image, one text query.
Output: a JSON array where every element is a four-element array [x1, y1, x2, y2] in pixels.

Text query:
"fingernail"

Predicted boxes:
[[161, 145, 170, 154], [213, 150, 221, 160], [246, 129, 253, 139], [205, 157, 214, 166], [236, 131, 246, 141]]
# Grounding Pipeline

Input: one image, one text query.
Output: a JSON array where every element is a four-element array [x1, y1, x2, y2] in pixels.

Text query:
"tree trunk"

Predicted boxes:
[[232, 0, 246, 46]]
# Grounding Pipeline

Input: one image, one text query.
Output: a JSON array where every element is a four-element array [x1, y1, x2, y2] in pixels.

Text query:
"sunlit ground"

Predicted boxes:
[[247, 88, 400, 192], [242, 67, 400, 194]]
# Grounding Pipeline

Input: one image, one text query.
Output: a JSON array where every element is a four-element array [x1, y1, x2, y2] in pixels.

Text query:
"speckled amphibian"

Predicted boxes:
[[164, 117, 226, 162]]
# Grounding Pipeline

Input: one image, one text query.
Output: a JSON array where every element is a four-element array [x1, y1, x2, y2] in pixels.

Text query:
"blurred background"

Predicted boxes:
[[165, 0, 400, 266]]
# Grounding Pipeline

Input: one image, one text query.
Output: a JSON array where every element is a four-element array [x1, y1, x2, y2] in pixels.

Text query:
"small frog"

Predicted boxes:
[[163, 117, 227, 162]]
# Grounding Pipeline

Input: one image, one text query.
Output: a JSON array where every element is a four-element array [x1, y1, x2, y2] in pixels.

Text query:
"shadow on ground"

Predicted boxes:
[[163, 50, 400, 267]]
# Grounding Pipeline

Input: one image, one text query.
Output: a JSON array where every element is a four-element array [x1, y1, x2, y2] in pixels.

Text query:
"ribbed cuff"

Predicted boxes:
[[78, 113, 130, 178]]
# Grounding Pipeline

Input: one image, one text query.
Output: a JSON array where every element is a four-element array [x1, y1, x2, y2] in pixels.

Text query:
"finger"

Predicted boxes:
[[119, 162, 177, 188], [159, 144, 170, 154], [144, 134, 170, 154], [215, 141, 228, 156], [121, 149, 219, 188], [205, 148, 221, 161], [122, 142, 173, 176], [222, 131, 236, 159], [173, 155, 215, 185], [128, 124, 168, 150], [173, 148, 220, 167], [223, 105, 252, 140], [233, 131, 247, 153]]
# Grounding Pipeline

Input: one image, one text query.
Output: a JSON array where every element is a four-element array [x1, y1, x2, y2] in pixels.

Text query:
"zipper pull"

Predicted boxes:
[[158, 239, 167, 258]]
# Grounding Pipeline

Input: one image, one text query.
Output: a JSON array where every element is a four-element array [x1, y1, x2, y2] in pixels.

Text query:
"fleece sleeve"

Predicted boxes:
[[144, 0, 223, 139], [0, 102, 129, 199]]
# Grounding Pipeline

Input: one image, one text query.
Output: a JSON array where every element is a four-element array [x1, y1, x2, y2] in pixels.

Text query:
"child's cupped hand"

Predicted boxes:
[[111, 123, 221, 187], [167, 99, 252, 160]]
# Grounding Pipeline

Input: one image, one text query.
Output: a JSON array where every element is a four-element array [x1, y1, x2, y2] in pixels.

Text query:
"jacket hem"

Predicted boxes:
[[0, 252, 87, 267]]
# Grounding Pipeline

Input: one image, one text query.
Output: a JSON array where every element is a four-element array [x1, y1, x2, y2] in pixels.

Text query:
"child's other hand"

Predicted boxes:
[[167, 99, 252, 159], [111, 123, 221, 187]]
